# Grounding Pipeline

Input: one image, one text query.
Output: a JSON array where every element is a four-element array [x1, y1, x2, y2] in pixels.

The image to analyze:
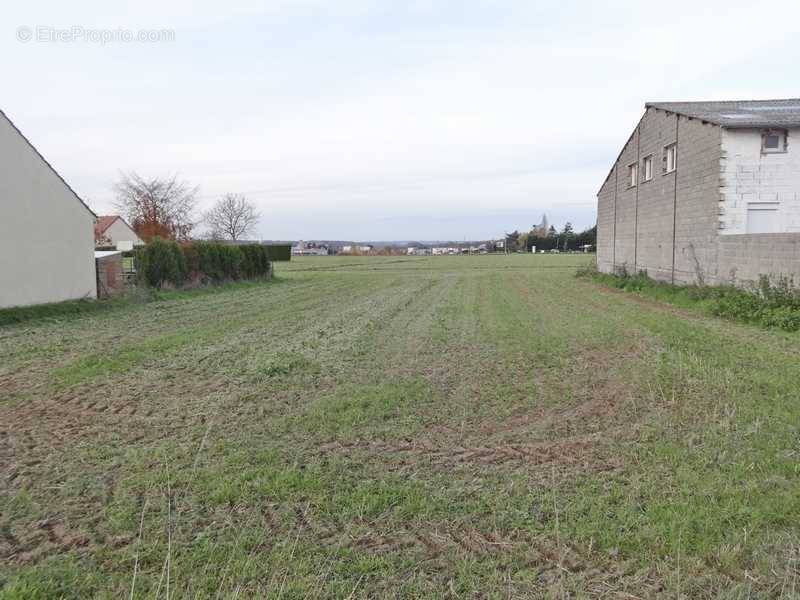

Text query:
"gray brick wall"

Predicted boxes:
[[596, 107, 800, 286], [636, 109, 681, 280], [672, 113, 721, 284], [597, 107, 718, 281], [613, 128, 639, 272], [717, 234, 800, 283], [596, 167, 616, 273]]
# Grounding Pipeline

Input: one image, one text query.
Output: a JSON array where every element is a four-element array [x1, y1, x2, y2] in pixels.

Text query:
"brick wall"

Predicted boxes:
[[716, 234, 800, 283], [636, 109, 681, 281], [596, 107, 720, 282], [719, 128, 800, 234], [597, 108, 800, 286], [596, 166, 616, 273], [614, 127, 639, 272], [672, 113, 721, 283], [95, 254, 126, 298]]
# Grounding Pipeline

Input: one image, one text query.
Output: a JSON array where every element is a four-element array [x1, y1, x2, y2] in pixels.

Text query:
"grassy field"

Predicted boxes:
[[1, 254, 799, 598]]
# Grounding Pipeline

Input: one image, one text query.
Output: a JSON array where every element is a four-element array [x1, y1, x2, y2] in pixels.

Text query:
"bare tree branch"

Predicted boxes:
[[202, 194, 260, 241], [113, 172, 198, 242]]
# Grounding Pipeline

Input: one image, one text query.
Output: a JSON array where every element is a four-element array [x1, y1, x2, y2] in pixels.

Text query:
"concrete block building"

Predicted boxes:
[[597, 99, 800, 285], [0, 109, 97, 308]]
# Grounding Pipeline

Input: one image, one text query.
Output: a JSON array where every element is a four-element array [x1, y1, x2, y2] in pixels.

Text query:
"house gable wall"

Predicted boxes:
[[102, 218, 144, 247], [0, 112, 96, 308]]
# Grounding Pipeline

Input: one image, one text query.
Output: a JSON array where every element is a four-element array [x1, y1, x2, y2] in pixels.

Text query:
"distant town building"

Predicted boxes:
[[532, 214, 549, 237], [340, 245, 374, 255], [292, 241, 330, 256]]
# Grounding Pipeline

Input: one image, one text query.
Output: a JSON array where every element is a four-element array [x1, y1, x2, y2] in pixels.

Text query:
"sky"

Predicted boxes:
[[3, 1, 800, 241]]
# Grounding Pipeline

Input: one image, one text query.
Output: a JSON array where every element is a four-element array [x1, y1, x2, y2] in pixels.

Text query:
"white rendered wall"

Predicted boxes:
[[0, 112, 96, 308], [719, 127, 800, 234], [103, 218, 144, 247]]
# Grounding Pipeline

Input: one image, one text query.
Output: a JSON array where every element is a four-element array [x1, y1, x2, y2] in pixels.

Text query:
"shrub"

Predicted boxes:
[[192, 242, 246, 283], [136, 241, 271, 289], [757, 275, 800, 310], [240, 245, 272, 279], [264, 244, 291, 262], [181, 242, 200, 280], [761, 306, 800, 331], [581, 267, 800, 332], [136, 238, 186, 288]]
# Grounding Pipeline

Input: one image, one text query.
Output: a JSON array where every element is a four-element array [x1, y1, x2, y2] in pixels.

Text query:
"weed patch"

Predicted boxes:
[[582, 267, 800, 331]]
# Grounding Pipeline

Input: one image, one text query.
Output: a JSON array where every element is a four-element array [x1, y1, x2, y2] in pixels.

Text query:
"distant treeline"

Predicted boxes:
[[506, 223, 596, 252]]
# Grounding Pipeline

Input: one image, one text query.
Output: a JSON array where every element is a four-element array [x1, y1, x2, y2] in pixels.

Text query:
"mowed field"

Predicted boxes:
[[1, 254, 799, 598]]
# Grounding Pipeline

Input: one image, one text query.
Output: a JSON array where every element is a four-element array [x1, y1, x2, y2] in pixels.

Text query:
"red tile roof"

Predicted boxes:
[[94, 215, 120, 239]]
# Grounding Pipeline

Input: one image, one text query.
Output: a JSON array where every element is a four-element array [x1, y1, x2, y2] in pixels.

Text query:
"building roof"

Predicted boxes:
[[0, 108, 96, 218], [95, 215, 121, 236], [646, 99, 800, 128], [94, 215, 140, 240]]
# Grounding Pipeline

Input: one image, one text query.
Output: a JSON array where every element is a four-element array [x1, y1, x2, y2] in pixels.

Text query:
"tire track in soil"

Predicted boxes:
[[0, 274, 454, 569], [249, 499, 664, 595], [0, 276, 391, 461], [315, 437, 622, 474]]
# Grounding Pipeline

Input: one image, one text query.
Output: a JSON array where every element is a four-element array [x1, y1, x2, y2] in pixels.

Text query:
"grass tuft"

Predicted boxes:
[[580, 266, 800, 332]]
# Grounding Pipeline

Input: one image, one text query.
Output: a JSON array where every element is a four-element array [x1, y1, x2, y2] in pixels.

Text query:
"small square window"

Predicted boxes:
[[628, 163, 638, 187], [762, 129, 787, 153], [642, 155, 653, 181], [664, 143, 677, 173]]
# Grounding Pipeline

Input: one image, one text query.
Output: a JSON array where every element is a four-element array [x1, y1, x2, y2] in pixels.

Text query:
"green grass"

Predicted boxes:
[[1, 254, 799, 598], [0, 296, 132, 327], [584, 267, 800, 331]]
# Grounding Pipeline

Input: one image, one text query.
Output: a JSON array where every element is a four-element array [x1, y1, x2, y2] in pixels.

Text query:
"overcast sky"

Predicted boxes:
[[4, 1, 800, 241]]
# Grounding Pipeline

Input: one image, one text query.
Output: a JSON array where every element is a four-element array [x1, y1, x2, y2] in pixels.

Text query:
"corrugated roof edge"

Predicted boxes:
[[645, 99, 800, 128], [645, 102, 723, 126], [597, 102, 728, 195], [0, 108, 96, 219]]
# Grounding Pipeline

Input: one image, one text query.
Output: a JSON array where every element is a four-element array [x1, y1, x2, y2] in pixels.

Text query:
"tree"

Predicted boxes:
[[574, 225, 597, 251], [560, 222, 575, 251], [203, 194, 260, 241], [114, 172, 198, 242], [505, 230, 521, 252]]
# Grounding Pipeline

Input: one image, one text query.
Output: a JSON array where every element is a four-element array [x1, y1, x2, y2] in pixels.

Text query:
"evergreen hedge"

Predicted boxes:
[[136, 240, 271, 289], [136, 238, 187, 289], [241, 244, 272, 278], [264, 244, 292, 262]]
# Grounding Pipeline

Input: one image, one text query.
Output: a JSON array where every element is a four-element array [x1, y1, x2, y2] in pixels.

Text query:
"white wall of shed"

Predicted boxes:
[[0, 113, 96, 308]]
